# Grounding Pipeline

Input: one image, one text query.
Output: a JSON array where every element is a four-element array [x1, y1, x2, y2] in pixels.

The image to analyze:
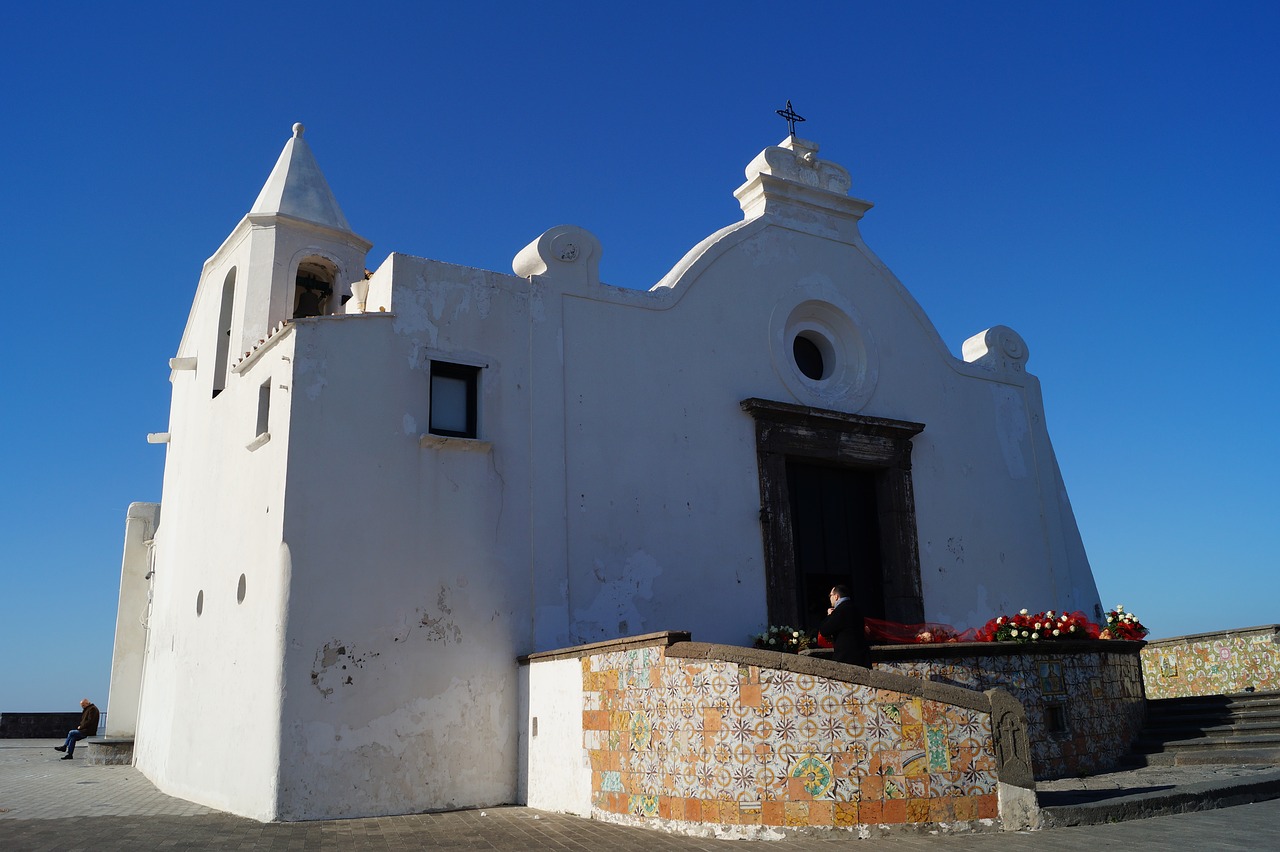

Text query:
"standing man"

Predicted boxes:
[[819, 585, 869, 667], [54, 698, 99, 760]]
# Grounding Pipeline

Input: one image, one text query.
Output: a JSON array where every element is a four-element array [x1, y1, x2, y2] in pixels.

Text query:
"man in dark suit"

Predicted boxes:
[[819, 585, 869, 667]]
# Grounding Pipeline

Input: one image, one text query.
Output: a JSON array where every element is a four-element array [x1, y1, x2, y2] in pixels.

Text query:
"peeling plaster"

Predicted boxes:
[[572, 551, 661, 642], [294, 340, 329, 401], [283, 675, 515, 819], [420, 586, 463, 645], [391, 284, 440, 343], [402, 414, 417, 436], [311, 642, 380, 697]]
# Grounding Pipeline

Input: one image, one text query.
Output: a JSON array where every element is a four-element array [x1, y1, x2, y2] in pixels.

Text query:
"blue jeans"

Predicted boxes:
[[63, 730, 87, 756]]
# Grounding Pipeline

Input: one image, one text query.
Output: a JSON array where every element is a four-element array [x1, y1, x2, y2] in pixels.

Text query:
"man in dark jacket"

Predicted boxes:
[[54, 699, 99, 760], [818, 585, 870, 667]]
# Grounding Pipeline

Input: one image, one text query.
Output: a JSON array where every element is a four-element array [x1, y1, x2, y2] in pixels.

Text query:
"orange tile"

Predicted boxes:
[[703, 709, 722, 731], [904, 798, 929, 823], [860, 776, 884, 801], [808, 801, 834, 825], [783, 802, 809, 826], [880, 799, 907, 824], [929, 797, 955, 822], [761, 801, 785, 826], [858, 800, 882, 824], [669, 796, 685, 821], [658, 797, 673, 820], [740, 683, 762, 706], [834, 801, 860, 827], [976, 793, 998, 820], [685, 797, 703, 822], [786, 777, 813, 800], [701, 799, 720, 824], [583, 710, 609, 730], [953, 796, 978, 821]]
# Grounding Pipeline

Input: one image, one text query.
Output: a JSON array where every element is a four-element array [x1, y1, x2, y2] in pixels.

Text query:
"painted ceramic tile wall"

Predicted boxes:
[[1142, 626, 1280, 699], [581, 645, 1000, 834], [874, 647, 1144, 779]]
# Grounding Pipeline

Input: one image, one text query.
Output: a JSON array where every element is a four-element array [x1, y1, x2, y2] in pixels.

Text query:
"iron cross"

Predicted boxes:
[[775, 100, 805, 136]]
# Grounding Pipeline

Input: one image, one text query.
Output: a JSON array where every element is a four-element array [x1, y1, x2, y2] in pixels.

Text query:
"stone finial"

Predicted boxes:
[[743, 137, 851, 195], [512, 225, 602, 289], [292, 122, 305, 138], [962, 326, 1030, 376], [733, 137, 869, 228]]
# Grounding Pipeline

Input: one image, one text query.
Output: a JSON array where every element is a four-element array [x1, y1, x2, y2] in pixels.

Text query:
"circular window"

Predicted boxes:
[[196, 590, 204, 616], [793, 332, 830, 380], [237, 574, 247, 603], [770, 290, 878, 411]]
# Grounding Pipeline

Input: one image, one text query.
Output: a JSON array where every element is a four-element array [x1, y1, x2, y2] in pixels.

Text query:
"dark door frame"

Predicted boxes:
[[741, 397, 926, 628]]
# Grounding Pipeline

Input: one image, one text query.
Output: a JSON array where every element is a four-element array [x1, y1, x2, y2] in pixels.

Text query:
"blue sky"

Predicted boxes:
[[2, 1, 1276, 712]]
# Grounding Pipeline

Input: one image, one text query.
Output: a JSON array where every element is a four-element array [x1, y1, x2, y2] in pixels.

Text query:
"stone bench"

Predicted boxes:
[[84, 737, 134, 766]]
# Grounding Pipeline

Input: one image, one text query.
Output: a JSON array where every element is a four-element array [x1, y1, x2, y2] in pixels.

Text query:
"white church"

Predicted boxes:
[[105, 121, 1102, 821]]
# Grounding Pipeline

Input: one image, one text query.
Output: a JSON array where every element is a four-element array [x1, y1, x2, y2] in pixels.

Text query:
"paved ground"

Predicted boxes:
[[2, 740, 1279, 850]]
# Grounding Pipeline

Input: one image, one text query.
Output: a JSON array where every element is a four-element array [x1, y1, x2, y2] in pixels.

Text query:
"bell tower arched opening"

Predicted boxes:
[[212, 268, 236, 398], [293, 257, 337, 319]]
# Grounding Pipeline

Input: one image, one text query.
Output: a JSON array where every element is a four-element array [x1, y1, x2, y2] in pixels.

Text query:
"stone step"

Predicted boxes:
[[1148, 692, 1280, 712], [1147, 708, 1280, 724], [1143, 719, 1280, 738], [1136, 732, 1280, 753], [1148, 703, 1280, 722], [1119, 747, 1280, 768]]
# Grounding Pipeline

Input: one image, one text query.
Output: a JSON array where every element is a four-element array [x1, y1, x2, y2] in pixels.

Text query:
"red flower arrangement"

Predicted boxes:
[[974, 609, 1100, 643], [1100, 604, 1148, 641]]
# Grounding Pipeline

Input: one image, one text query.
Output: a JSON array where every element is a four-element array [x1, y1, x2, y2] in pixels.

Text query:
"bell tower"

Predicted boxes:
[[236, 123, 372, 348]]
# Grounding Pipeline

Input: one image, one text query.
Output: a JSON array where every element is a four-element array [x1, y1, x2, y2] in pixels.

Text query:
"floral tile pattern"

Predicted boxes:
[[876, 650, 1144, 779], [582, 646, 998, 829], [1142, 627, 1280, 699]]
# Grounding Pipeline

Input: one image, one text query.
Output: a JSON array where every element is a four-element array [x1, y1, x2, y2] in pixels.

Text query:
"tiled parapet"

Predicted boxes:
[[871, 641, 1145, 780], [577, 640, 1021, 837], [1141, 625, 1280, 698]]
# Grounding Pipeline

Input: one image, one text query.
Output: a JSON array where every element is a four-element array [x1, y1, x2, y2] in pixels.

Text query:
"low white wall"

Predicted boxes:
[[520, 657, 589, 816]]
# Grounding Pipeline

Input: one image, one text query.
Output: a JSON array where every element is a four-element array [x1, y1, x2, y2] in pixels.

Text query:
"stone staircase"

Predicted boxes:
[[1128, 691, 1280, 766]]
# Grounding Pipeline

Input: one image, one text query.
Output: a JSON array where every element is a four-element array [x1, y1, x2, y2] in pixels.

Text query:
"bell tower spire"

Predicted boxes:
[[249, 123, 354, 232], [233, 123, 372, 354]]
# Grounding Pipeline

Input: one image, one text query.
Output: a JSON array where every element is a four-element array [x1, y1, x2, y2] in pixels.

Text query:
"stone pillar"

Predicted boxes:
[[986, 687, 1040, 831], [105, 502, 160, 738]]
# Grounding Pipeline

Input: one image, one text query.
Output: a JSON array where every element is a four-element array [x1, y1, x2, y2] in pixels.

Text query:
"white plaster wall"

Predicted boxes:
[[131, 270, 295, 819], [538, 211, 1100, 640], [271, 261, 534, 819], [519, 658, 590, 815], [105, 502, 159, 738]]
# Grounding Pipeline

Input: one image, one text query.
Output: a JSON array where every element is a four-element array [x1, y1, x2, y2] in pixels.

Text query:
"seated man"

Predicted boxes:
[[54, 698, 99, 760]]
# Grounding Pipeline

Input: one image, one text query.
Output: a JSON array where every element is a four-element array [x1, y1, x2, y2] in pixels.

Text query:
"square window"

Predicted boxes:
[[1045, 703, 1069, 734], [430, 361, 479, 438]]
